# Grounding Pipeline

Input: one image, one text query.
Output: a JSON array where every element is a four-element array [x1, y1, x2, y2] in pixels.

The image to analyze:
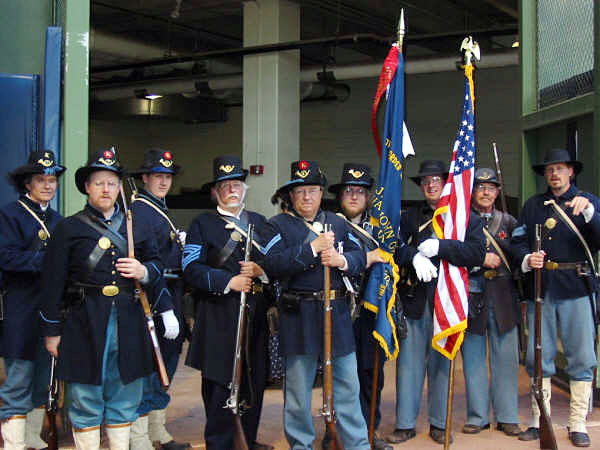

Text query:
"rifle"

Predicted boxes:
[[120, 184, 170, 389], [225, 223, 254, 450], [45, 356, 59, 450], [533, 224, 557, 450], [493, 142, 527, 359], [321, 224, 345, 450]]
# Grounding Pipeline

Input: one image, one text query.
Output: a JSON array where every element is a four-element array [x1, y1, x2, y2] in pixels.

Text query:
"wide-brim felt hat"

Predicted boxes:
[[276, 160, 327, 193], [474, 167, 501, 186], [75, 148, 123, 194], [532, 148, 583, 175], [201, 155, 248, 191], [410, 160, 449, 185], [129, 148, 181, 178], [8, 150, 66, 192], [328, 162, 373, 193]]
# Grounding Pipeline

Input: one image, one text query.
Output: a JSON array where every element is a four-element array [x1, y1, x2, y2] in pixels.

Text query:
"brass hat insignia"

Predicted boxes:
[[295, 169, 310, 178], [38, 158, 53, 167], [348, 169, 364, 179], [98, 150, 115, 166], [479, 172, 492, 180], [160, 158, 173, 167], [220, 164, 235, 173]]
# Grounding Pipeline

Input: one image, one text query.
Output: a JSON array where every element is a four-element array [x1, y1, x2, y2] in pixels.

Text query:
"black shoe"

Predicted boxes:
[[429, 425, 453, 445], [518, 427, 539, 441], [462, 423, 490, 434], [160, 441, 191, 450], [496, 422, 521, 436], [386, 428, 416, 443], [373, 434, 393, 450], [569, 431, 591, 447]]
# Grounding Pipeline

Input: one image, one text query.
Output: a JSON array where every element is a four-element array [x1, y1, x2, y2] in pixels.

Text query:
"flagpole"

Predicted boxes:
[[368, 9, 404, 449], [441, 35, 481, 450]]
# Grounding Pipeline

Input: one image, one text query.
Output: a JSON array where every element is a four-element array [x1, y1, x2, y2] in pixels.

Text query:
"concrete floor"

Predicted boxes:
[[163, 345, 600, 449], [6, 344, 599, 449]]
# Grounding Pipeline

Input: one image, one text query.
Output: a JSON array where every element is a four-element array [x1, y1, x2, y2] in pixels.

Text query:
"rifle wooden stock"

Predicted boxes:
[[321, 225, 345, 450], [226, 224, 254, 450], [533, 224, 557, 450], [120, 185, 170, 389], [46, 356, 59, 450]]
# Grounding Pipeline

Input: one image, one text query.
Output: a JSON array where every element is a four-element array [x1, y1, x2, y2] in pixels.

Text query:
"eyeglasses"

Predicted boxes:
[[216, 180, 244, 191], [91, 180, 119, 189], [292, 187, 322, 197], [474, 184, 498, 193], [544, 165, 570, 175], [420, 176, 443, 187], [342, 186, 367, 196]]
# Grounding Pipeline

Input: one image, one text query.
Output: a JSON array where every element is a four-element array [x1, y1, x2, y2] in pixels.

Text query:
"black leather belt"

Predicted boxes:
[[483, 269, 511, 280], [251, 282, 264, 294], [544, 260, 590, 274], [287, 289, 345, 301], [72, 283, 133, 297]]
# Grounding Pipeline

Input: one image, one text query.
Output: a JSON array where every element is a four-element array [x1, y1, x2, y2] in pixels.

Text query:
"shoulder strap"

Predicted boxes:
[[544, 198, 597, 274], [335, 213, 379, 248], [482, 227, 511, 272], [133, 197, 178, 234], [74, 211, 128, 255], [217, 215, 264, 253], [17, 200, 51, 239]]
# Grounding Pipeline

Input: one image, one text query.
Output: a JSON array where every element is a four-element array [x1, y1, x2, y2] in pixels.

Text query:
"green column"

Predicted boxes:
[[0, 1, 52, 75], [520, 0, 538, 202], [61, 0, 90, 215], [595, 0, 600, 196]]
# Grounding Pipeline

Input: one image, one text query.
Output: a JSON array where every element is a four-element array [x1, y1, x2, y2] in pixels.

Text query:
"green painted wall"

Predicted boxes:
[[0, 1, 53, 75]]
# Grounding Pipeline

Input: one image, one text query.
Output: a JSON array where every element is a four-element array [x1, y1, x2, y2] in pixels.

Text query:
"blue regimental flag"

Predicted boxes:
[[364, 44, 414, 360]]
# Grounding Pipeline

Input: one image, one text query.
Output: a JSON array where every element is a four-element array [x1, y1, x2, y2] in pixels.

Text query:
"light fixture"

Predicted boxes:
[[145, 94, 163, 100], [512, 41, 519, 48]]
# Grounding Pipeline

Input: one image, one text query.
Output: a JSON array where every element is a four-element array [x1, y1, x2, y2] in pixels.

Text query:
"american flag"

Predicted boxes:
[[431, 65, 476, 359]]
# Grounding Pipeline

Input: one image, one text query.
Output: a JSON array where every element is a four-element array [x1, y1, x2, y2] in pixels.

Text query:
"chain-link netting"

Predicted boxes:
[[537, 0, 594, 108]]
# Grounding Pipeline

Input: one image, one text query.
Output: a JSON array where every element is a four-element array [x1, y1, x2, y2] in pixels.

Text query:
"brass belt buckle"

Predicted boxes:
[[483, 270, 497, 280], [544, 260, 559, 270], [102, 285, 119, 297]]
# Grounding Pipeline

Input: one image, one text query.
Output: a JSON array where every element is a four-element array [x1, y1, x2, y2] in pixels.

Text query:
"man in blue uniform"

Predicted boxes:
[[512, 149, 600, 448], [129, 148, 188, 450], [461, 168, 521, 436], [183, 156, 272, 450], [40, 149, 176, 450], [262, 160, 370, 449], [327, 163, 390, 450], [0, 151, 65, 450], [387, 160, 485, 445]]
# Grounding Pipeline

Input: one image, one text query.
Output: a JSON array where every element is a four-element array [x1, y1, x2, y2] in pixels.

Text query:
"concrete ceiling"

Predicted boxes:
[[89, 0, 519, 99]]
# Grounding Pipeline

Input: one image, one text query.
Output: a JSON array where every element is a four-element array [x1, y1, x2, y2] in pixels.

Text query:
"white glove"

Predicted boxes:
[[161, 309, 180, 340], [412, 253, 438, 283], [177, 231, 187, 245], [418, 239, 439, 258]]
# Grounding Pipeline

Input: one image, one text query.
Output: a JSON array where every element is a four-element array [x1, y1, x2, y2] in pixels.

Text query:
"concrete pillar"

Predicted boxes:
[[242, 0, 300, 217], [60, 0, 90, 215]]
